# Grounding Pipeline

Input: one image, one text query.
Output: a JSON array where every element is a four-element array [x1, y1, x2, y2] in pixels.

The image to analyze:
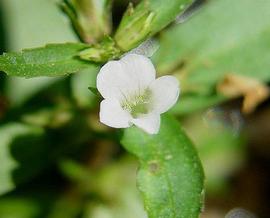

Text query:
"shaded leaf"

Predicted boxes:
[[121, 114, 204, 218], [0, 123, 44, 195]]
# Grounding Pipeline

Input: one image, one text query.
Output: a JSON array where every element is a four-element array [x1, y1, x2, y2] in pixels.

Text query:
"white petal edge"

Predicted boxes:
[[149, 76, 180, 114], [97, 54, 156, 101], [97, 60, 133, 100], [132, 113, 160, 134], [99, 99, 132, 128]]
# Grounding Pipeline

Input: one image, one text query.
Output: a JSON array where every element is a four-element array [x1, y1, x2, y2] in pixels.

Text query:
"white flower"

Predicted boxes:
[[97, 54, 180, 134]]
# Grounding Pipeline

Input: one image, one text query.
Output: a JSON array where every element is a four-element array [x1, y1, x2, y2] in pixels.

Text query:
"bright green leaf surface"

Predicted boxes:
[[0, 43, 94, 78], [0, 123, 44, 195], [154, 0, 270, 94], [121, 114, 204, 218]]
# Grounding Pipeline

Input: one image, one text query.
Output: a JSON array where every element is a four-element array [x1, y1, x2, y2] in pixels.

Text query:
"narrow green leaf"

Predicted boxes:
[[121, 114, 204, 218], [0, 43, 94, 78]]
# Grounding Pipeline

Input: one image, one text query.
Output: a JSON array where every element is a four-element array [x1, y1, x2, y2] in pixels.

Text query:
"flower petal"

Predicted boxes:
[[149, 76, 180, 114], [132, 113, 160, 134], [97, 54, 156, 101], [99, 99, 132, 128], [120, 54, 156, 87]]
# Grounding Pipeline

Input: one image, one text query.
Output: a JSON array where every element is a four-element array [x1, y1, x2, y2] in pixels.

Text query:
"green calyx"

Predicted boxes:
[[66, 0, 194, 64], [122, 89, 152, 118], [61, 0, 112, 44], [79, 37, 122, 63], [114, 3, 156, 52]]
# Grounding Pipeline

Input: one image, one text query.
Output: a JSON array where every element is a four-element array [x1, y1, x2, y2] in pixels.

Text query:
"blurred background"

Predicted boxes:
[[0, 0, 269, 218]]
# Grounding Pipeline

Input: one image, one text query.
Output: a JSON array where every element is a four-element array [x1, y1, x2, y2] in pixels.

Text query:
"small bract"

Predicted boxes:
[[97, 54, 180, 134]]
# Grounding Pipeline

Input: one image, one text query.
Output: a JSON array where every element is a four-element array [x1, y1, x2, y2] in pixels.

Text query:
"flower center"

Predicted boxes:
[[121, 89, 152, 118]]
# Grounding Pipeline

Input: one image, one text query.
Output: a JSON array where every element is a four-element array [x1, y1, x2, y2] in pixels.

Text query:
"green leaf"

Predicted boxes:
[[154, 0, 270, 95], [0, 123, 44, 195], [121, 114, 204, 218], [114, 0, 194, 51], [0, 43, 94, 78], [1, 0, 79, 104]]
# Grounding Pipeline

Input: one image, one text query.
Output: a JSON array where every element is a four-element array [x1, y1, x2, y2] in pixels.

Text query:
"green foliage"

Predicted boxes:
[[61, 0, 112, 43], [79, 36, 122, 62], [183, 113, 246, 193], [155, 0, 270, 84], [115, 0, 194, 51], [0, 43, 93, 78], [71, 66, 99, 108], [0, 123, 44, 195], [121, 114, 204, 218], [0, 198, 40, 218], [1, 0, 77, 105], [154, 0, 270, 112], [1, 0, 77, 50], [171, 94, 226, 116], [0, 0, 195, 73], [5, 77, 62, 106], [0, 112, 96, 196], [1, 0, 268, 217]]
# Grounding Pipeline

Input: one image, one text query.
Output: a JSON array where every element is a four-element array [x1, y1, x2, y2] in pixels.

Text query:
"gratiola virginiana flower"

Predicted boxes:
[[97, 54, 180, 134]]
